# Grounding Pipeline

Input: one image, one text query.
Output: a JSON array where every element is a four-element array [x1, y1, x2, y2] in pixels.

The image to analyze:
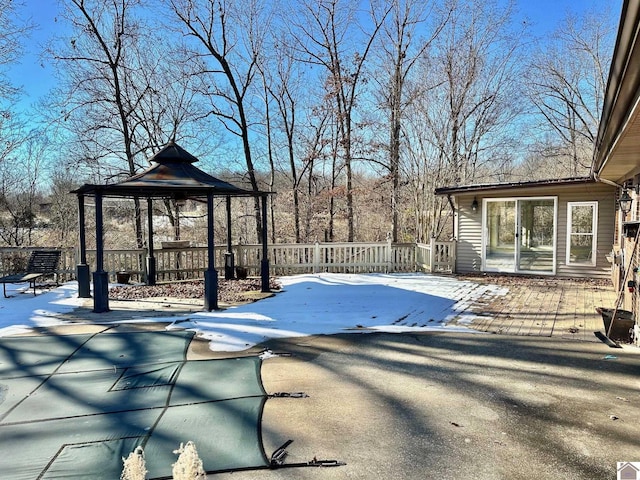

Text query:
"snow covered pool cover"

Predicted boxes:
[[0, 330, 271, 479]]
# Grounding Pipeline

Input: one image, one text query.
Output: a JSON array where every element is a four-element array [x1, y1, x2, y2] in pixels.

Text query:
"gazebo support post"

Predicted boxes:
[[92, 193, 109, 312], [224, 195, 234, 280], [146, 198, 156, 286], [260, 194, 270, 293], [204, 193, 218, 311], [76, 194, 91, 298]]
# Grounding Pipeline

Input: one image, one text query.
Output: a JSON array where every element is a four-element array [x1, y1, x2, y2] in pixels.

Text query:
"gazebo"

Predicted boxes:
[[72, 142, 271, 313]]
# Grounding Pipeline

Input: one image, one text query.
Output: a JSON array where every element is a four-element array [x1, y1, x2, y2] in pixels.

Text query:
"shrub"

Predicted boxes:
[[172, 441, 207, 480], [120, 446, 147, 480]]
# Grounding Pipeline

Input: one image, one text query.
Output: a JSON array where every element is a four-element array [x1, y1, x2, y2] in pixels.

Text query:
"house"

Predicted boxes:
[[618, 462, 640, 480], [435, 0, 640, 342], [434, 177, 616, 279], [593, 0, 640, 335]]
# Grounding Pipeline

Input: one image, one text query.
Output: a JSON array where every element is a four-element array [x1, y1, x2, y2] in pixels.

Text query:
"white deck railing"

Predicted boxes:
[[0, 240, 456, 282], [416, 239, 456, 273]]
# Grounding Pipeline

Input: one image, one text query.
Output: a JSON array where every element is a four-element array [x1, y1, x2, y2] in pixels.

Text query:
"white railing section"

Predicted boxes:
[[0, 240, 456, 282], [416, 238, 456, 273]]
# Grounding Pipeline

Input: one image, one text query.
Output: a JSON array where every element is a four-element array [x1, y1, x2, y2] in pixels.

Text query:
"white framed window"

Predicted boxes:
[[566, 202, 598, 266]]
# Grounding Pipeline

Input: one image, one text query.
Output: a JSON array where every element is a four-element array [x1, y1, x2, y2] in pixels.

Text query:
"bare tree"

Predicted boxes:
[[373, 0, 449, 242], [290, 0, 390, 241], [403, 113, 454, 241], [50, 0, 151, 247], [0, 0, 31, 171], [404, 0, 525, 239], [167, 0, 271, 241], [0, 136, 45, 246], [297, 102, 332, 242], [421, 0, 524, 185], [0, 0, 38, 247], [46, 167, 80, 246], [258, 40, 314, 243], [49, 0, 206, 247], [0, 0, 31, 101], [126, 41, 206, 240], [524, 8, 615, 177]]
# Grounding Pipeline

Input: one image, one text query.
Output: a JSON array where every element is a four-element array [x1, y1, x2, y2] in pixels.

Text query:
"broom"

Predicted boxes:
[[596, 224, 640, 347]]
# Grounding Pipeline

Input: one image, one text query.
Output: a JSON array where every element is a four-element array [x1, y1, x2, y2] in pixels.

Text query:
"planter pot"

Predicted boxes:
[[116, 272, 131, 284], [235, 267, 248, 280], [596, 307, 634, 342]]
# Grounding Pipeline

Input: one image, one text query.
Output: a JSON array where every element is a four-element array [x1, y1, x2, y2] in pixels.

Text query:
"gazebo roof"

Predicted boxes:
[[73, 142, 263, 198]]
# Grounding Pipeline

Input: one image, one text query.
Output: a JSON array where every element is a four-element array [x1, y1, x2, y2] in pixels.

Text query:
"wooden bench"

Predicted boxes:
[[0, 250, 61, 297]]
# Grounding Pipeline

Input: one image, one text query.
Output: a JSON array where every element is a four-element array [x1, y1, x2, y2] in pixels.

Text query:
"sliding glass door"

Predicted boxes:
[[485, 201, 516, 271], [484, 198, 556, 274]]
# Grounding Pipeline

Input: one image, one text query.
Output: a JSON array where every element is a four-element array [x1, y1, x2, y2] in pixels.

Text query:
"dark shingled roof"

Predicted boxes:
[[434, 176, 596, 195], [73, 142, 263, 198]]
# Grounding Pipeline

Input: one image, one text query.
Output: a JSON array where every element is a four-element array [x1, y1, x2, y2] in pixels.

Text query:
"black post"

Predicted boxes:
[[146, 198, 156, 286], [76, 194, 91, 298], [260, 194, 270, 293], [92, 193, 109, 312], [204, 193, 218, 310], [224, 195, 235, 279]]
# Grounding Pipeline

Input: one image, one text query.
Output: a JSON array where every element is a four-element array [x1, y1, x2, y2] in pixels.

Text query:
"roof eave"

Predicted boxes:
[[71, 184, 268, 198], [593, 0, 640, 177], [434, 176, 596, 196]]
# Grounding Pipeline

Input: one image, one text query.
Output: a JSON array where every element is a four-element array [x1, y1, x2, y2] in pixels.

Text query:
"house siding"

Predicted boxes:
[[455, 193, 483, 274], [451, 182, 616, 279]]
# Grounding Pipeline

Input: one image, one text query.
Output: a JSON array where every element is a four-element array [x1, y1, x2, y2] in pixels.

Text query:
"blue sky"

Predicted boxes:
[[7, 0, 620, 113], [513, 0, 618, 32], [9, 1, 61, 110]]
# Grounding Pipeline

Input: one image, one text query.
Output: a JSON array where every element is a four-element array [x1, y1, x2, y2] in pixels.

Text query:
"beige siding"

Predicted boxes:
[[556, 185, 615, 278], [455, 193, 483, 274], [451, 182, 616, 278]]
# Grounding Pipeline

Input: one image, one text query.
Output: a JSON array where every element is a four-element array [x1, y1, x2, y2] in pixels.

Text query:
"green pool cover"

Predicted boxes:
[[0, 330, 270, 479]]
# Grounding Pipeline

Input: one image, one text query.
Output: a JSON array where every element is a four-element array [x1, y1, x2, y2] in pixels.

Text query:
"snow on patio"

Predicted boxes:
[[0, 273, 508, 351]]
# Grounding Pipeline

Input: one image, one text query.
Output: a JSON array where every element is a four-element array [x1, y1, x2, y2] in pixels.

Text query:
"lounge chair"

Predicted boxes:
[[0, 250, 61, 297]]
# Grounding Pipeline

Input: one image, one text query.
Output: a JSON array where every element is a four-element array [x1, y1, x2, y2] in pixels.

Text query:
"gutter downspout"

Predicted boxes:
[[447, 194, 456, 240], [594, 174, 624, 189]]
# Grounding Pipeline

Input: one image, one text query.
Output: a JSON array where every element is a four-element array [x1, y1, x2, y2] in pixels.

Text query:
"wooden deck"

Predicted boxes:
[[458, 275, 619, 342]]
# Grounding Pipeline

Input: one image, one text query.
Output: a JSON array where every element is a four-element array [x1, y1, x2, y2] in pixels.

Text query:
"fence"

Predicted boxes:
[[416, 239, 456, 273], [0, 240, 456, 282]]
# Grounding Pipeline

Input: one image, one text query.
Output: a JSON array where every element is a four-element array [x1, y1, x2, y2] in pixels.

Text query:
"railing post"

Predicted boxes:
[[386, 233, 393, 273], [141, 247, 148, 284], [449, 241, 456, 272], [236, 240, 244, 276], [313, 241, 320, 273], [429, 237, 436, 273], [224, 195, 235, 280]]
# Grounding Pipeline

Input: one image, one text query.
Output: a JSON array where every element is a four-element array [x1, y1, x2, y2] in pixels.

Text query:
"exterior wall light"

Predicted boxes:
[[471, 197, 479, 213], [619, 189, 633, 216]]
